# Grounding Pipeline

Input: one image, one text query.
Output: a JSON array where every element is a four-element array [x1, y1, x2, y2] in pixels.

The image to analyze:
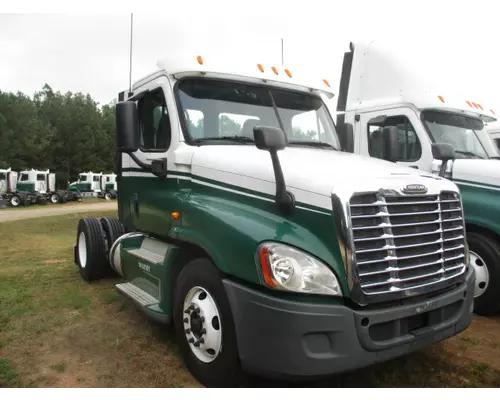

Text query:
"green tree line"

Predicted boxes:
[[0, 84, 116, 186]]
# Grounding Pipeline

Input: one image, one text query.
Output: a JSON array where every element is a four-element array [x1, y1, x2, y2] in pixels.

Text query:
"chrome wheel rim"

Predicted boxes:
[[182, 286, 222, 363], [470, 251, 489, 298]]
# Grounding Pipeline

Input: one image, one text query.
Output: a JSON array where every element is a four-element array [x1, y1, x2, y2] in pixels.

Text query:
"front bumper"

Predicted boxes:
[[223, 266, 474, 380]]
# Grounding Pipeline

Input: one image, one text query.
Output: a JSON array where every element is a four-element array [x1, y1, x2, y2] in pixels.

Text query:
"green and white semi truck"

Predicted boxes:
[[69, 171, 117, 200], [1, 168, 78, 207], [74, 54, 474, 387], [334, 40, 500, 316]]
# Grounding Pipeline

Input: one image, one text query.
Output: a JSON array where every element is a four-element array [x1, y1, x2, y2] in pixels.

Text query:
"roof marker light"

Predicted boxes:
[[477, 103, 484, 110], [438, 95, 445, 103], [323, 79, 331, 88], [491, 109, 496, 115], [197, 56, 203, 65], [257, 64, 264, 72], [271, 66, 279, 75], [472, 102, 479, 109], [466, 101, 473, 107], [284, 69, 292, 78]]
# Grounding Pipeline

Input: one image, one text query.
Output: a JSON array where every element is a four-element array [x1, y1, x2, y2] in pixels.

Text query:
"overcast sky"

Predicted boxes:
[[2, 1, 500, 114]]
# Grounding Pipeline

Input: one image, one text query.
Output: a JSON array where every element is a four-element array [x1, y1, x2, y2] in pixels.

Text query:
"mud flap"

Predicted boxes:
[[0, 197, 5, 209], [74, 245, 79, 265]]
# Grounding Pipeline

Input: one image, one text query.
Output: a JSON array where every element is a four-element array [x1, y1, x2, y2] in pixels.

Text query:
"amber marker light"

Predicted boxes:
[[258, 245, 276, 288], [197, 56, 203, 65], [171, 212, 180, 220]]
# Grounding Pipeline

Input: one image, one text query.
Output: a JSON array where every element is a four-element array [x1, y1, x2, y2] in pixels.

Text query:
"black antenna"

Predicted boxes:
[[281, 38, 284, 66], [128, 13, 134, 97]]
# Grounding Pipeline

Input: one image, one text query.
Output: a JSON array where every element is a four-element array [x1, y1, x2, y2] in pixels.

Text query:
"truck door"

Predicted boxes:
[[122, 77, 180, 237], [357, 108, 434, 172]]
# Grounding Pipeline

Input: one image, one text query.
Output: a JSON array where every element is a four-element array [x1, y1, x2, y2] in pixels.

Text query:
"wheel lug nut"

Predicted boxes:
[[194, 341, 200, 347], [188, 338, 194, 343], [198, 338, 205, 344], [194, 307, 200, 313], [189, 304, 195, 310], [184, 309, 190, 314], [184, 329, 190, 334]]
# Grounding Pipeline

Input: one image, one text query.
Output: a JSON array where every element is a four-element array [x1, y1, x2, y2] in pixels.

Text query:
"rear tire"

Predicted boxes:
[[173, 258, 245, 388], [100, 217, 126, 276], [50, 192, 60, 204], [76, 218, 108, 282], [468, 231, 500, 316]]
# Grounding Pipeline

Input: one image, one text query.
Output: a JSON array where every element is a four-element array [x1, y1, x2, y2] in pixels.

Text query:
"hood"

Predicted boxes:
[[451, 159, 500, 188], [190, 146, 455, 209]]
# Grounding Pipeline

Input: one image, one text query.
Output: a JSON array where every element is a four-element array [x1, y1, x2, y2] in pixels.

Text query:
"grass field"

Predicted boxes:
[[0, 213, 499, 388]]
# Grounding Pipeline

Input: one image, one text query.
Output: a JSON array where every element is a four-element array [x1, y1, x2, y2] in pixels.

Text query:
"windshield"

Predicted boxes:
[[177, 78, 341, 149], [422, 110, 500, 159], [79, 175, 87, 182]]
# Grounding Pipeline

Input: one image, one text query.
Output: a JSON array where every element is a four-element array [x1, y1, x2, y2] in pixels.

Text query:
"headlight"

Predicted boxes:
[[257, 242, 342, 296]]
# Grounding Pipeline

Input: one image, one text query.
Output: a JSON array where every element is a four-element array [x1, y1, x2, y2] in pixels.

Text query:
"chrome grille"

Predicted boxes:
[[349, 191, 467, 296]]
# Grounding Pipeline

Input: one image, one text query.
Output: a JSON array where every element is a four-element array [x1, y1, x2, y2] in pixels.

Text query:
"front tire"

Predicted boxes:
[[173, 258, 244, 387], [104, 191, 113, 201], [100, 216, 125, 276], [468, 231, 500, 316], [76, 218, 108, 282]]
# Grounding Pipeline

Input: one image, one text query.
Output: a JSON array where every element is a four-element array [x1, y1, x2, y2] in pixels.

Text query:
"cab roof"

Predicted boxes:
[[130, 54, 335, 100], [345, 39, 497, 123]]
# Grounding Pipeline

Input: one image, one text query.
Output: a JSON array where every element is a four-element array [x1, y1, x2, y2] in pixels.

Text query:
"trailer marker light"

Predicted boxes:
[[257, 63, 264, 72], [271, 66, 279, 75], [197, 56, 203, 65], [438, 95, 445, 103], [323, 79, 331, 88], [284, 69, 292, 78]]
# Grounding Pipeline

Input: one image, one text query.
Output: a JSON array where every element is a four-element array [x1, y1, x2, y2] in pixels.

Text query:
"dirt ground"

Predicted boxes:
[[0, 201, 117, 223], [0, 211, 499, 388]]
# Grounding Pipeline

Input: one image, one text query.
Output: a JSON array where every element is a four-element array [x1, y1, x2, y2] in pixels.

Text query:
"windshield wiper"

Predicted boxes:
[[454, 150, 484, 159], [288, 140, 338, 150], [194, 136, 255, 144]]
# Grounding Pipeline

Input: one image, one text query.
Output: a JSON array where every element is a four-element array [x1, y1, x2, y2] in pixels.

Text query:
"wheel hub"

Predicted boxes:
[[182, 286, 222, 363], [470, 251, 489, 298]]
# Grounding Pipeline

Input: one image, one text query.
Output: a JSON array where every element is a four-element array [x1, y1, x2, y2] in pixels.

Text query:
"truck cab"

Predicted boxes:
[[335, 40, 500, 315], [74, 54, 474, 387], [69, 171, 104, 197]]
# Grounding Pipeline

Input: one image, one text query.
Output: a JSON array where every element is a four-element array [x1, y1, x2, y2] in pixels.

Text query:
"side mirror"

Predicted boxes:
[[116, 101, 140, 153], [382, 125, 399, 162], [253, 125, 294, 214], [343, 123, 354, 153], [253, 125, 287, 151], [432, 143, 456, 177]]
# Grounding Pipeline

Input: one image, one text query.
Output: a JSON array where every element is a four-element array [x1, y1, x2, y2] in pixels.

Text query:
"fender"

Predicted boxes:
[[173, 186, 349, 294]]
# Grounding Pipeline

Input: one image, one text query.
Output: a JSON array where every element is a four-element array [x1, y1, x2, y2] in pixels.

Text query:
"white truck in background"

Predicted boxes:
[[69, 171, 117, 200], [333, 40, 500, 316]]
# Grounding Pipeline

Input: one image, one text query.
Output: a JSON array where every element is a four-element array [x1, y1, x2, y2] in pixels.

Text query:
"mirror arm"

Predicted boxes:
[[127, 151, 152, 172], [438, 158, 451, 178], [270, 150, 295, 214]]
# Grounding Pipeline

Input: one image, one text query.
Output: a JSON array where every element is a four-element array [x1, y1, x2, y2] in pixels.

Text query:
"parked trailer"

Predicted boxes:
[[74, 54, 474, 387], [69, 171, 117, 200], [333, 39, 500, 316]]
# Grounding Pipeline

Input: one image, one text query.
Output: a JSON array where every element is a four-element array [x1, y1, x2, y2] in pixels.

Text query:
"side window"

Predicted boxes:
[[367, 115, 422, 162], [0, 173, 5, 180], [93, 176, 100, 182], [137, 88, 171, 151], [219, 113, 260, 138], [36, 174, 45, 181], [291, 110, 321, 141], [495, 138, 500, 151], [185, 109, 204, 139], [20, 174, 28, 182]]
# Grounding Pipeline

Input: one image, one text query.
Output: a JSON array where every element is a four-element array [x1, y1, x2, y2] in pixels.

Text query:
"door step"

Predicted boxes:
[[127, 247, 164, 265], [116, 282, 158, 307]]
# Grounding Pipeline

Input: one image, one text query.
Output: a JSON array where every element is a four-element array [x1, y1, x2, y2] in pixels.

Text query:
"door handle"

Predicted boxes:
[[408, 165, 419, 169], [133, 193, 139, 217]]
